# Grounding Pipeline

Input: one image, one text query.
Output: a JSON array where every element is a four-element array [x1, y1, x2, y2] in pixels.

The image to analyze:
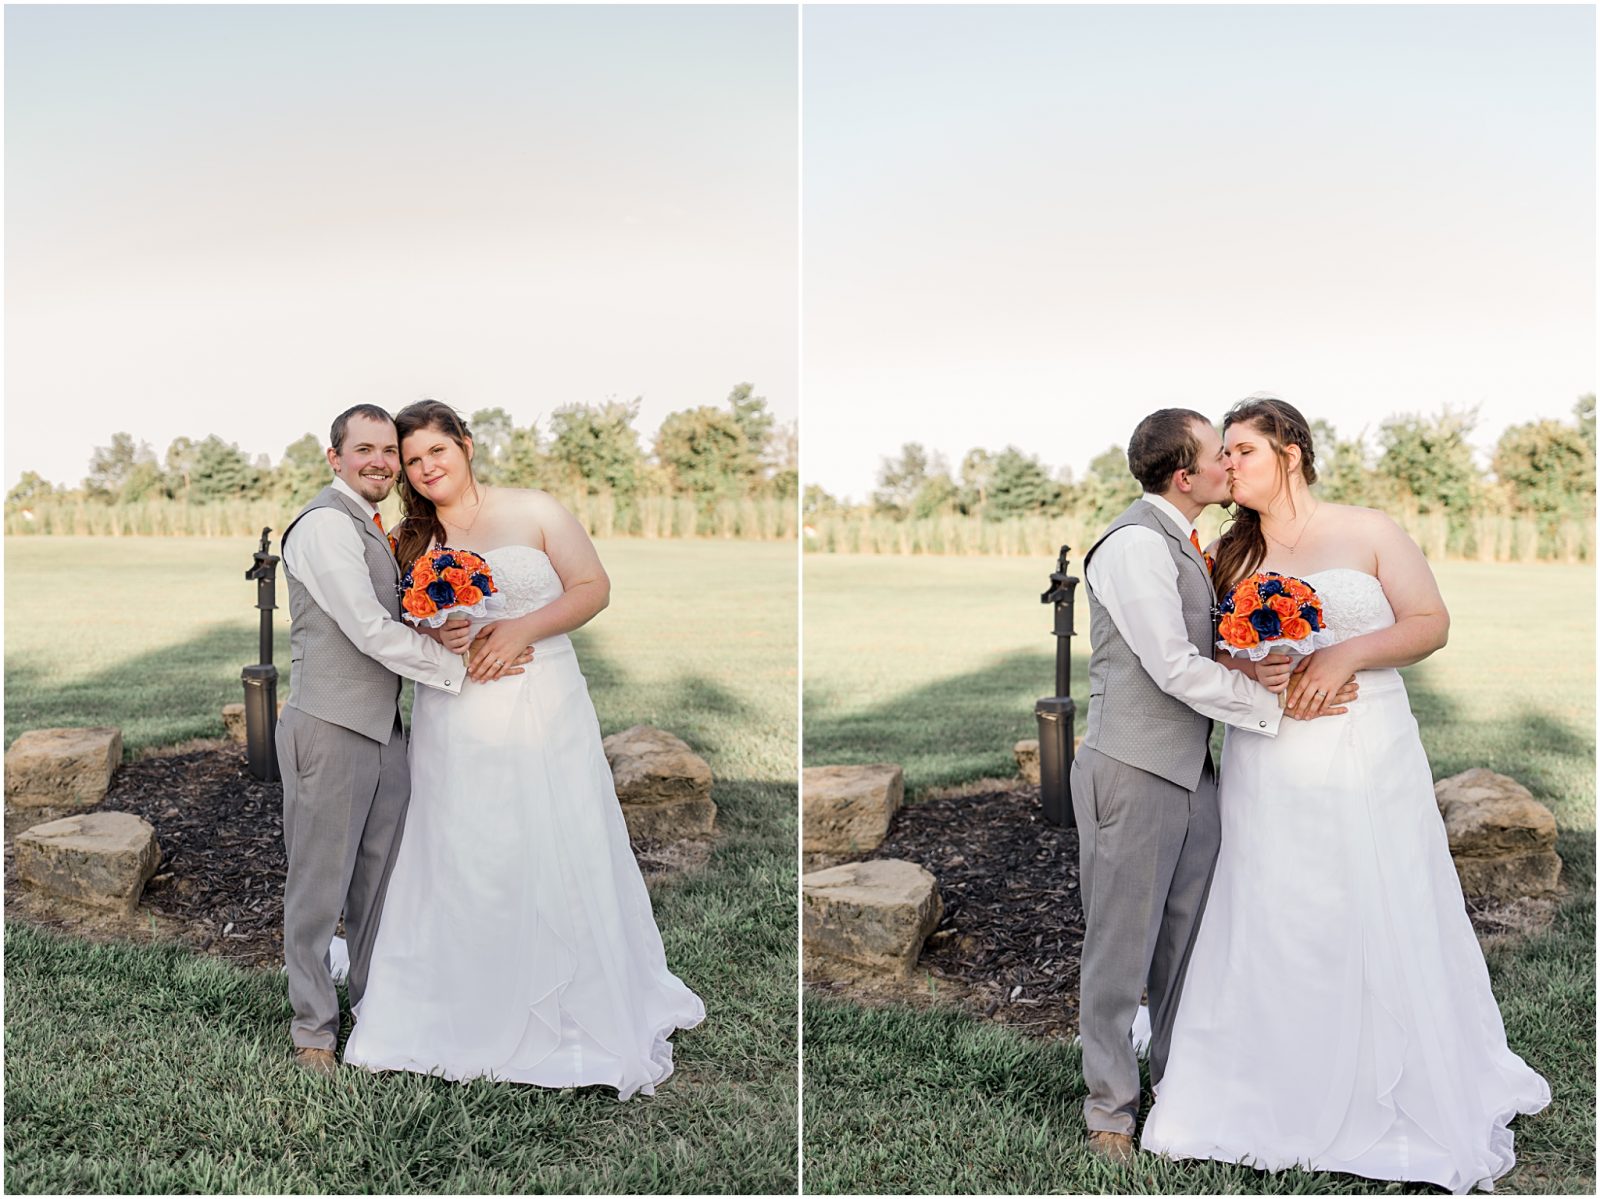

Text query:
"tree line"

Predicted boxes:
[[8, 384, 797, 521], [807, 396, 1597, 553]]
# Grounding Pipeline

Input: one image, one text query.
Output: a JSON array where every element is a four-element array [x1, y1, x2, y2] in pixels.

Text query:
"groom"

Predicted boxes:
[[1071, 408, 1351, 1161], [275, 404, 528, 1074]]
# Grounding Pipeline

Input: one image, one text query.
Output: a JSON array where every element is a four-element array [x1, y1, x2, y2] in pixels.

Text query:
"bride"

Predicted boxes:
[[342, 400, 705, 1098], [1139, 395, 1550, 1191]]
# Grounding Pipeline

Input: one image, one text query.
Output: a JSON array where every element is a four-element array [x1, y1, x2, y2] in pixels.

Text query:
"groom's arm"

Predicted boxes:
[[1087, 527, 1283, 737], [282, 510, 468, 694]]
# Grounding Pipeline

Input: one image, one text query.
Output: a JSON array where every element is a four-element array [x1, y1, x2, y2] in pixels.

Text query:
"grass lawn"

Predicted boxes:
[[4, 536, 799, 1194], [803, 554, 1594, 1194]]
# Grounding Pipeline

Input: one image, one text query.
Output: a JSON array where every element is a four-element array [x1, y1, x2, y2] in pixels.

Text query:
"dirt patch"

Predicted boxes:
[[5, 744, 712, 969]]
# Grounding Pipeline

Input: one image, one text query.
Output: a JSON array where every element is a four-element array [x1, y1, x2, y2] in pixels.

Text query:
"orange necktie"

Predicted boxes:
[[1190, 528, 1214, 574], [373, 512, 385, 534]]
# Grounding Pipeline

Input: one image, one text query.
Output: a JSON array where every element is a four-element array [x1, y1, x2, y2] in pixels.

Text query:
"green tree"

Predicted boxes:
[[1071, 445, 1141, 525], [190, 435, 260, 501], [1492, 419, 1595, 519], [6, 471, 57, 513], [1309, 419, 1379, 507], [655, 406, 751, 505], [1575, 393, 1595, 457], [803, 483, 841, 519], [547, 399, 644, 497], [467, 407, 515, 485], [1375, 407, 1480, 513], [872, 443, 932, 516], [726, 383, 775, 481], [986, 446, 1060, 520], [909, 472, 959, 518], [957, 448, 993, 513], [84, 432, 155, 502], [275, 433, 329, 508], [165, 437, 200, 501], [499, 423, 547, 489]]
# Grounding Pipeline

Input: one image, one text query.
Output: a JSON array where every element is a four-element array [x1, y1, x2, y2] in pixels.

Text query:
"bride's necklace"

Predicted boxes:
[[443, 484, 490, 544], [1262, 499, 1319, 554]]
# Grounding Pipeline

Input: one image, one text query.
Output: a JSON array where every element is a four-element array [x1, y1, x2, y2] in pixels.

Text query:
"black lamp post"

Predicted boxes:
[[1035, 545, 1080, 828], [242, 528, 280, 782]]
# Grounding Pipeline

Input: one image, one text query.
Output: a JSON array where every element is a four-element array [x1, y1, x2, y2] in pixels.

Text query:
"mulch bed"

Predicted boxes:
[[816, 780, 1541, 1043], [7, 743, 705, 970], [99, 745, 288, 967], [864, 783, 1085, 1040]]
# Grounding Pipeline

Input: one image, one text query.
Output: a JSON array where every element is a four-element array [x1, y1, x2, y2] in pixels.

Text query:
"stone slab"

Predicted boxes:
[[14, 811, 161, 915], [1435, 768, 1562, 900], [602, 724, 716, 842], [5, 727, 122, 811], [803, 858, 942, 976], [802, 763, 903, 854]]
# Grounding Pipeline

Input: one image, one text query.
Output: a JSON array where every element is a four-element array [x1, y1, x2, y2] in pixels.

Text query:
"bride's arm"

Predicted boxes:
[[1285, 512, 1449, 714], [466, 491, 611, 681]]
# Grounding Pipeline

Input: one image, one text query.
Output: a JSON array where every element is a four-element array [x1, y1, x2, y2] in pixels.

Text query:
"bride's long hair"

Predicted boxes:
[[392, 400, 480, 570], [1212, 395, 1319, 596]]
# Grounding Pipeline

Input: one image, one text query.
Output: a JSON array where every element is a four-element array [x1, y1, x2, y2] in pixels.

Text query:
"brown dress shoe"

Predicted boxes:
[[1086, 1130, 1136, 1165], [293, 1047, 338, 1076]]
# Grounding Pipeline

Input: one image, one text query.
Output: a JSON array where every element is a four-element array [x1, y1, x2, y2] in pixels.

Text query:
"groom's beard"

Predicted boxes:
[[352, 473, 396, 503]]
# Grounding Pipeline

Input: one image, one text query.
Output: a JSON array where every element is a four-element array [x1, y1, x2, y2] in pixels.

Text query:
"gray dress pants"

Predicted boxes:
[[277, 705, 411, 1050], [1072, 744, 1221, 1135]]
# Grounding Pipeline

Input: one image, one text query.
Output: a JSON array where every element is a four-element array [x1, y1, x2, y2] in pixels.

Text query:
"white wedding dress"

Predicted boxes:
[[1140, 569, 1549, 1193], [343, 545, 706, 1098]]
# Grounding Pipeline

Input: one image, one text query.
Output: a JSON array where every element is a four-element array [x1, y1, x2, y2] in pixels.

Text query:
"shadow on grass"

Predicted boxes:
[[803, 647, 1086, 794]]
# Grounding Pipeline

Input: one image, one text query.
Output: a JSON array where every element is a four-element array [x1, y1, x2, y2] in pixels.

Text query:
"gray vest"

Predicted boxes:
[[281, 487, 403, 744], [1081, 500, 1216, 791]]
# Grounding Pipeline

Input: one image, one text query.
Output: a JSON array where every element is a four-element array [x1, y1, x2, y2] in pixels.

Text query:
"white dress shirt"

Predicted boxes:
[[1085, 494, 1282, 737], [281, 476, 467, 693]]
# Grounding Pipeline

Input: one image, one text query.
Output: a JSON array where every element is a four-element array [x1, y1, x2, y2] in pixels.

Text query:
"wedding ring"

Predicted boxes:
[[493, 658, 505, 667]]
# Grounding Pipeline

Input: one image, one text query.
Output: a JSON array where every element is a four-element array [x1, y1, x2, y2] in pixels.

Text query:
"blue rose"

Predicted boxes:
[[432, 552, 457, 571], [1257, 575, 1288, 599], [1300, 604, 1321, 631], [426, 579, 457, 606], [1249, 608, 1282, 638], [470, 572, 492, 592]]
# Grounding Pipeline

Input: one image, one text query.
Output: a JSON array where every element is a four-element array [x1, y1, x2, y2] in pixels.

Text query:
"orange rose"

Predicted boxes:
[[1268, 595, 1299, 618], [1281, 617, 1311, 639], [1286, 579, 1313, 601], [441, 567, 471, 587], [1231, 588, 1261, 617], [454, 584, 484, 606], [412, 562, 436, 586], [456, 552, 484, 570], [1219, 614, 1259, 648], [403, 591, 438, 619]]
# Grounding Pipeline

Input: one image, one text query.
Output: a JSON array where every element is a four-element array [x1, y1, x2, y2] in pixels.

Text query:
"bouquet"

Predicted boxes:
[[1216, 572, 1336, 701], [398, 547, 504, 627]]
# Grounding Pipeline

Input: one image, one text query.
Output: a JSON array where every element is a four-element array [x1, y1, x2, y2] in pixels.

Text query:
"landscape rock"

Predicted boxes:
[[223, 701, 286, 744], [602, 724, 716, 842], [1013, 737, 1085, 786], [1434, 769, 1562, 900], [4, 727, 123, 811], [803, 858, 942, 976], [14, 811, 161, 915], [802, 763, 903, 854]]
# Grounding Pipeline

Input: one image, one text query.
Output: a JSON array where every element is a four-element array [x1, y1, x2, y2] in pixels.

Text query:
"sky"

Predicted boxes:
[[5, 4, 798, 488], [803, 4, 1596, 502]]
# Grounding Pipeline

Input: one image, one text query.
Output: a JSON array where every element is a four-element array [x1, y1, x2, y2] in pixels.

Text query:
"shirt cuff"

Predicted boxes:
[[422, 650, 469, 694]]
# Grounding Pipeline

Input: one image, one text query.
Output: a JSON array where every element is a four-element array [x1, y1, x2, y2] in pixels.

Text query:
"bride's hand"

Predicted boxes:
[[439, 616, 475, 655], [1285, 646, 1360, 718], [466, 619, 536, 682], [1255, 653, 1295, 693]]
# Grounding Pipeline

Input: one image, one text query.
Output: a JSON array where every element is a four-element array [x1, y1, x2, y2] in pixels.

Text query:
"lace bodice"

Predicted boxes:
[[481, 544, 565, 621], [1302, 568, 1395, 645]]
